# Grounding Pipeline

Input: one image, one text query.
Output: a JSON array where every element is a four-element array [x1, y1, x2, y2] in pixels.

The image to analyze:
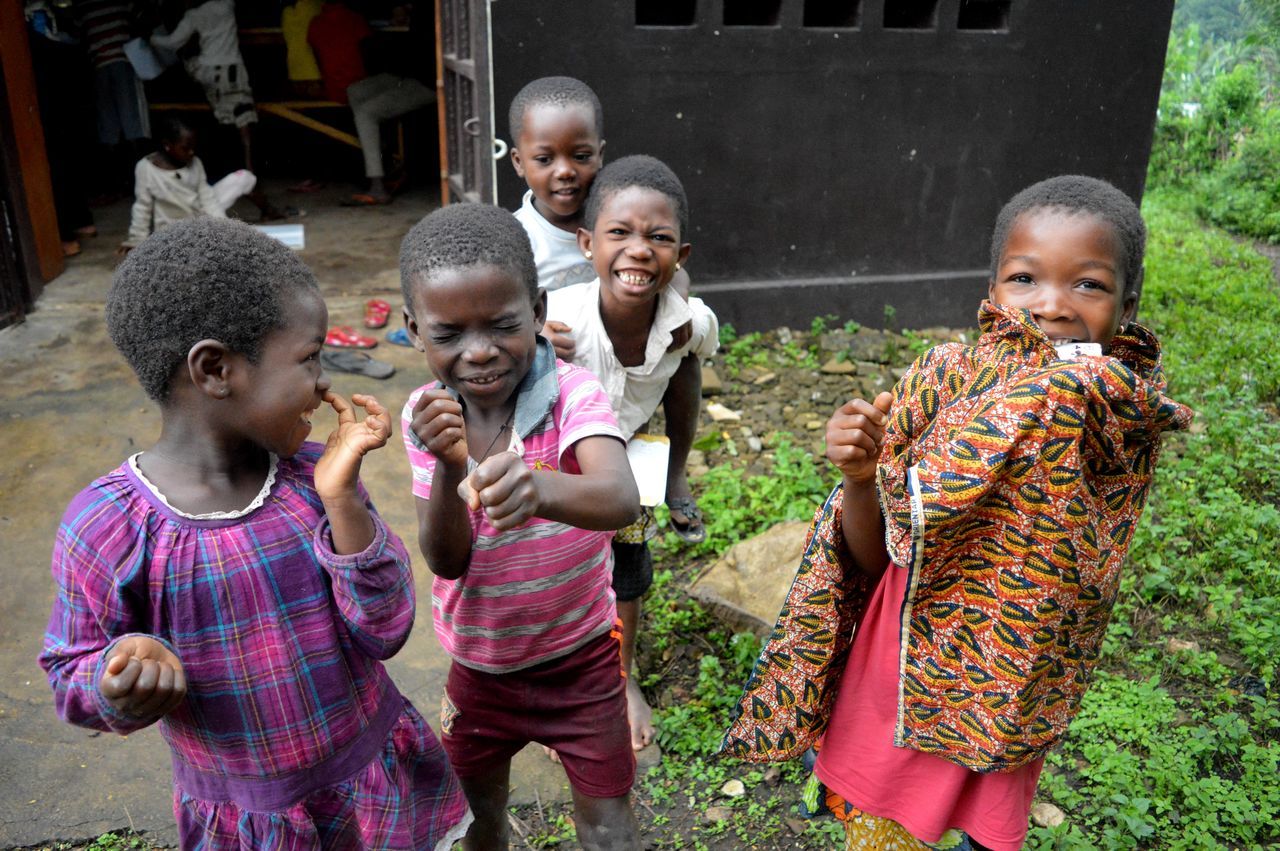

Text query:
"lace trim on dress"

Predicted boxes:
[[128, 452, 279, 520]]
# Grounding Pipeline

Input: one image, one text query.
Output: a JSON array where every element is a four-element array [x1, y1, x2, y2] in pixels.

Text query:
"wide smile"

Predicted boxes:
[[614, 269, 657, 294], [458, 371, 508, 390]]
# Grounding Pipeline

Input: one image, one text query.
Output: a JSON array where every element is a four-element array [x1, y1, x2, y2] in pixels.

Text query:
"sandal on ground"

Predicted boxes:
[[666, 496, 706, 543], [287, 179, 325, 193], [386, 327, 413, 347], [341, 193, 390, 207], [364, 298, 392, 329], [325, 326, 378, 348], [320, 350, 395, 379]]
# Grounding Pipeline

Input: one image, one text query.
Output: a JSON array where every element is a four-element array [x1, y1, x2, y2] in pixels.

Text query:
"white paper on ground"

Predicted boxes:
[[253, 223, 305, 250], [627, 434, 671, 508]]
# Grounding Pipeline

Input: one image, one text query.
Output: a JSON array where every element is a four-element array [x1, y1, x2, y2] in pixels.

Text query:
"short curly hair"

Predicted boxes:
[[399, 203, 538, 310], [107, 217, 319, 402], [990, 175, 1147, 295], [583, 154, 689, 238], [508, 76, 603, 142]]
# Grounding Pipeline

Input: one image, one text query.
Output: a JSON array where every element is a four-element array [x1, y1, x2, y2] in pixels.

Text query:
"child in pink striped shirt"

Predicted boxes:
[[398, 203, 642, 850]]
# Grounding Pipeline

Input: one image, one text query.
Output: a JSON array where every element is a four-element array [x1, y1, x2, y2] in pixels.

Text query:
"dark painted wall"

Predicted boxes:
[[488, 0, 1174, 330]]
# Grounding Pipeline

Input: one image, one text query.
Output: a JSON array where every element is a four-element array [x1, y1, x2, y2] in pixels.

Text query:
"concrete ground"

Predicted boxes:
[[0, 186, 630, 848]]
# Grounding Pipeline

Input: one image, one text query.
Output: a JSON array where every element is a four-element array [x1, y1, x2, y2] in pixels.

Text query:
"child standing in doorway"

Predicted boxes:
[[400, 203, 642, 850], [724, 176, 1192, 850], [41, 217, 471, 850], [545, 155, 720, 753], [119, 117, 255, 254]]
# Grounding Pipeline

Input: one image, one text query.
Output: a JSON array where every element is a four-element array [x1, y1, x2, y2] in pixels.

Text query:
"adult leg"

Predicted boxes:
[[571, 790, 641, 851], [457, 763, 513, 851], [351, 74, 433, 199]]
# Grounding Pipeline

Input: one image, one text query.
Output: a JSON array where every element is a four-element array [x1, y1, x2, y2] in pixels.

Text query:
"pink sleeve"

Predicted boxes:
[[554, 363, 624, 466], [400, 386, 438, 500]]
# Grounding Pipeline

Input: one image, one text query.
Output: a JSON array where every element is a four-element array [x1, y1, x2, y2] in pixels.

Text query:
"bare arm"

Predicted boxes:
[[825, 392, 895, 580]]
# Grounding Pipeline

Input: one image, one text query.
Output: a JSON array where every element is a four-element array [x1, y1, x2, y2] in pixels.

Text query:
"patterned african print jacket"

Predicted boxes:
[[724, 301, 1192, 773]]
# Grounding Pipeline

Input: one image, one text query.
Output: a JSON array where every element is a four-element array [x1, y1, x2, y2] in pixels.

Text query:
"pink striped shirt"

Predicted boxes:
[[402, 360, 623, 673]]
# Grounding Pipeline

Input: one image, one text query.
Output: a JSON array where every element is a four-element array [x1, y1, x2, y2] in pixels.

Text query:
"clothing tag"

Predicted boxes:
[[626, 434, 671, 508], [905, 465, 924, 570], [1055, 342, 1102, 360]]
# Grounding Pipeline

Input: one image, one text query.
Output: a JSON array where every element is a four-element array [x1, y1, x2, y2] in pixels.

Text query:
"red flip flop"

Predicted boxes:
[[363, 298, 392, 329], [325, 326, 378, 348]]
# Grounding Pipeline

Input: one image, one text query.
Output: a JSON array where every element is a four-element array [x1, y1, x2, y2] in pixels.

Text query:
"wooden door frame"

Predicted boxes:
[[1, 2, 64, 299]]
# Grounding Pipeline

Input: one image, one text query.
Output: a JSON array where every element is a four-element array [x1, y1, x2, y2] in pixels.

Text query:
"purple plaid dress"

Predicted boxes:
[[40, 444, 471, 850]]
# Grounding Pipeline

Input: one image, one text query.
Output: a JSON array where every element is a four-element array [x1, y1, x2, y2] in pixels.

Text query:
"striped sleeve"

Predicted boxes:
[[401, 386, 438, 500], [554, 363, 624, 463]]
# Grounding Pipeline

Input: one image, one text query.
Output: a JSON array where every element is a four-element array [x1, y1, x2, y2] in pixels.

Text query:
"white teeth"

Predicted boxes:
[[618, 272, 653, 286]]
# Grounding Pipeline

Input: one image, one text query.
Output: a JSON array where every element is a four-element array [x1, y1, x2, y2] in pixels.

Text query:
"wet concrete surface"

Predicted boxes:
[[0, 186, 590, 847]]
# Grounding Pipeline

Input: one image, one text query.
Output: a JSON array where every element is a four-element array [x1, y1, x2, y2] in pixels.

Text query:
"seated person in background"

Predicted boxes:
[[309, 0, 434, 205], [280, 0, 324, 99], [119, 117, 256, 255]]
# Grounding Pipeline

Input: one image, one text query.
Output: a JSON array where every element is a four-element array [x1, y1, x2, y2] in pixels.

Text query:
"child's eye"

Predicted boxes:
[[651, 233, 674, 243], [1078, 279, 1108, 291], [533, 156, 551, 165], [574, 153, 593, 162], [607, 228, 628, 236], [1010, 273, 1034, 285]]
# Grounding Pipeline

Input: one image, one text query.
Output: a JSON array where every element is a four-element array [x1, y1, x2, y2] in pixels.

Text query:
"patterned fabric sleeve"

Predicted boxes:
[[314, 506, 416, 661], [39, 487, 171, 734], [721, 484, 873, 762]]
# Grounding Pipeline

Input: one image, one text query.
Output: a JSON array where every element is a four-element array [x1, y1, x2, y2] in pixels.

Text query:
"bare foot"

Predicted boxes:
[[626, 677, 654, 751], [542, 745, 561, 764]]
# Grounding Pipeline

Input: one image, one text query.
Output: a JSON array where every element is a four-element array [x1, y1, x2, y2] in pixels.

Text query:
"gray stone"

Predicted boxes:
[[690, 521, 812, 635], [820, 357, 857, 375], [701, 365, 723, 395], [847, 329, 893, 363]]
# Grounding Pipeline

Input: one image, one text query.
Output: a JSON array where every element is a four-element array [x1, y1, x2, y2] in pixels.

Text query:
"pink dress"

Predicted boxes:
[[814, 563, 1043, 851]]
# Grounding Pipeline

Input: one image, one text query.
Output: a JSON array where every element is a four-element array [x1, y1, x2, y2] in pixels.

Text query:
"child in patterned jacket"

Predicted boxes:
[[724, 175, 1192, 850]]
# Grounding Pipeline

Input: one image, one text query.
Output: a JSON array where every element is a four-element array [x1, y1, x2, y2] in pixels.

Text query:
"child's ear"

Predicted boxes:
[[987, 279, 997, 303], [577, 227, 593, 259], [532, 288, 547, 333], [510, 146, 525, 178], [403, 306, 426, 352], [678, 242, 692, 268], [597, 138, 606, 164], [187, 339, 233, 399]]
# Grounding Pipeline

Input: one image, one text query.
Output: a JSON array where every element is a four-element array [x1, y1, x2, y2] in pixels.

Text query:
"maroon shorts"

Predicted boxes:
[[440, 624, 635, 799]]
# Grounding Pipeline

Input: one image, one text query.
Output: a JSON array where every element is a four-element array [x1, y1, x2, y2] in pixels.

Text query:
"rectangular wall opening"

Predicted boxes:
[[957, 0, 1011, 30], [636, 0, 698, 27], [724, 0, 782, 26], [804, 0, 862, 28], [883, 0, 939, 29]]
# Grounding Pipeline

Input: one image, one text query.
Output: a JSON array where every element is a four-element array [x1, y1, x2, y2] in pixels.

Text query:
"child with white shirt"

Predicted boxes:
[[546, 155, 719, 752], [119, 118, 255, 254]]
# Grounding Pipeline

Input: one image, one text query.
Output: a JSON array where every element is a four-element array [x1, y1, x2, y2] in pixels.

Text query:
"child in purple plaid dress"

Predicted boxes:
[[39, 217, 471, 850]]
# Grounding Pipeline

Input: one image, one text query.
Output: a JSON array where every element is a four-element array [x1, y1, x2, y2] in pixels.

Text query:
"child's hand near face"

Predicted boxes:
[[543, 320, 576, 361], [826, 392, 894, 485], [457, 452, 539, 531], [99, 635, 187, 720], [314, 392, 393, 500], [409, 388, 470, 469]]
